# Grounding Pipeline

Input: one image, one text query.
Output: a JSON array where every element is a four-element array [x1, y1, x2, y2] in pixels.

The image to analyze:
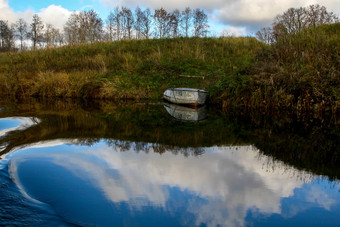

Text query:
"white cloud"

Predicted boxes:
[[221, 26, 247, 37], [99, 0, 222, 10], [215, 0, 339, 31], [37, 5, 73, 30], [0, 0, 17, 22], [99, 0, 340, 34], [1, 0, 339, 38], [0, 1, 72, 31]]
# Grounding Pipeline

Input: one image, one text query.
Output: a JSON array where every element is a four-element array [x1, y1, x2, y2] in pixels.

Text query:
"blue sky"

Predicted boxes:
[[2, 0, 340, 36], [9, 0, 98, 11], [8, 0, 108, 17]]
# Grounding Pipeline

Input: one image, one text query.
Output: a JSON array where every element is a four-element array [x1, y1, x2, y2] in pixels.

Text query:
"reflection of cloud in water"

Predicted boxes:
[[8, 142, 334, 227], [304, 186, 334, 210], [0, 117, 40, 155], [279, 184, 336, 220], [6, 139, 80, 157], [0, 117, 40, 137], [19, 139, 80, 149]]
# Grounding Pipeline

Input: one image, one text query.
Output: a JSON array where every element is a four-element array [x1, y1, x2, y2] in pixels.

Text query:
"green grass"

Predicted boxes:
[[0, 24, 339, 115], [0, 37, 263, 100], [213, 23, 340, 114]]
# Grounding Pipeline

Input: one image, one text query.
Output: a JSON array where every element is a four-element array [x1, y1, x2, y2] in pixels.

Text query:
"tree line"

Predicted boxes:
[[0, 7, 209, 51], [256, 4, 339, 44]]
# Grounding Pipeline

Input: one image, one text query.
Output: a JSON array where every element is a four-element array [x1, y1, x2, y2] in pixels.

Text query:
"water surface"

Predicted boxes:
[[0, 99, 339, 226]]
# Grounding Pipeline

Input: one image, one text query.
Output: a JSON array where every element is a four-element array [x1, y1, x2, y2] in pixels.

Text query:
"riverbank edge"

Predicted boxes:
[[0, 24, 339, 116]]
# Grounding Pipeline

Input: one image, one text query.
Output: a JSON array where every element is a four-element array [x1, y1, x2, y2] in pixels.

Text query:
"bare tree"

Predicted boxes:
[[64, 12, 80, 45], [153, 8, 172, 38], [0, 20, 5, 49], [256, 27, 273, 44], [193, 8, 209, 37], [85, 10, 103, 43], [44, 24, 62, 48], [0, 20, 15, 51], [140, 8, 152, 39], [274, 7, 307, 35], [55, 29, 64, 46], [106, 11, 115, 41], [272, 4, 339, 37], [170, 9, 181, 38], [44, 24, 53, 47], [257, 4, 339, 43], [15, 18, 28, 51], [134, 6, 143, 39], [114, 7, 122, 40], [106, 7, 122, 41], [134, 7, 153, 39], [181, 7, 192, 37], [28, 14, 44, 49], [120, 7, 134, 40], [306, 4, 339, 27], [64, 10, 103, 44]]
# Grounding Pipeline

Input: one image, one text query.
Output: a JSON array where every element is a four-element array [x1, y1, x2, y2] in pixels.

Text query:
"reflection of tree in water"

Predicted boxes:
[[227, 111, 340, 180], [0, 98, 339, 179], [254, 148, 316, 184], [106, 139, 204, 156], [76, 138, 101, 147]]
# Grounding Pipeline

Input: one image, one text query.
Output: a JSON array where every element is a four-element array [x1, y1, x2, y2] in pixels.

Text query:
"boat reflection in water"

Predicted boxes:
[[163, 103, 207, 122]]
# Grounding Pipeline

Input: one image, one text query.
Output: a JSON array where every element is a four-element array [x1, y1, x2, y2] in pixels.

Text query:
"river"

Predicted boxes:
[[0, 98, 339, 226]]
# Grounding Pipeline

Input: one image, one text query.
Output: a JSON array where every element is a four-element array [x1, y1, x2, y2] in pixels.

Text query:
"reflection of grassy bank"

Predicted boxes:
[[0, 98, 243, 152], [0, 98, 339, 179], [223, 111, 340, 180]]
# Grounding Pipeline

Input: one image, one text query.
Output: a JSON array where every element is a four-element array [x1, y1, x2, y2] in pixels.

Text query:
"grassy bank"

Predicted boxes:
[[0, 37, 262, 100], [0, 24, 339, 114], [214, 23, 340, 114]]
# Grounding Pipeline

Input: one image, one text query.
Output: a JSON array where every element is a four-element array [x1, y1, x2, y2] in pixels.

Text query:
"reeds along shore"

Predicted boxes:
[[0, 23, 339, 115]]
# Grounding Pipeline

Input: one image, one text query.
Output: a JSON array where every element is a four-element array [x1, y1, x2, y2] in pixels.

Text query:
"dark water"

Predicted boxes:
[[0, 99, 339, 227]]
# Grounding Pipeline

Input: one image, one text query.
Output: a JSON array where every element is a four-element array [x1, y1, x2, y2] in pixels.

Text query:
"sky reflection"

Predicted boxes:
[[0, 117, 40, 138], [6, 140, 340, 227]]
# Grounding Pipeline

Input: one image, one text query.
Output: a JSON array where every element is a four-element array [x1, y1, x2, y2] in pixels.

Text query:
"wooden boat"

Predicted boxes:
[[163, 88, 207, 106], [164, 103, 207, 122]]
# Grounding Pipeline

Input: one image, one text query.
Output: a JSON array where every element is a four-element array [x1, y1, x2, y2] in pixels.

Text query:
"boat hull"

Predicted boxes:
[[163, 88, 207, 106]]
